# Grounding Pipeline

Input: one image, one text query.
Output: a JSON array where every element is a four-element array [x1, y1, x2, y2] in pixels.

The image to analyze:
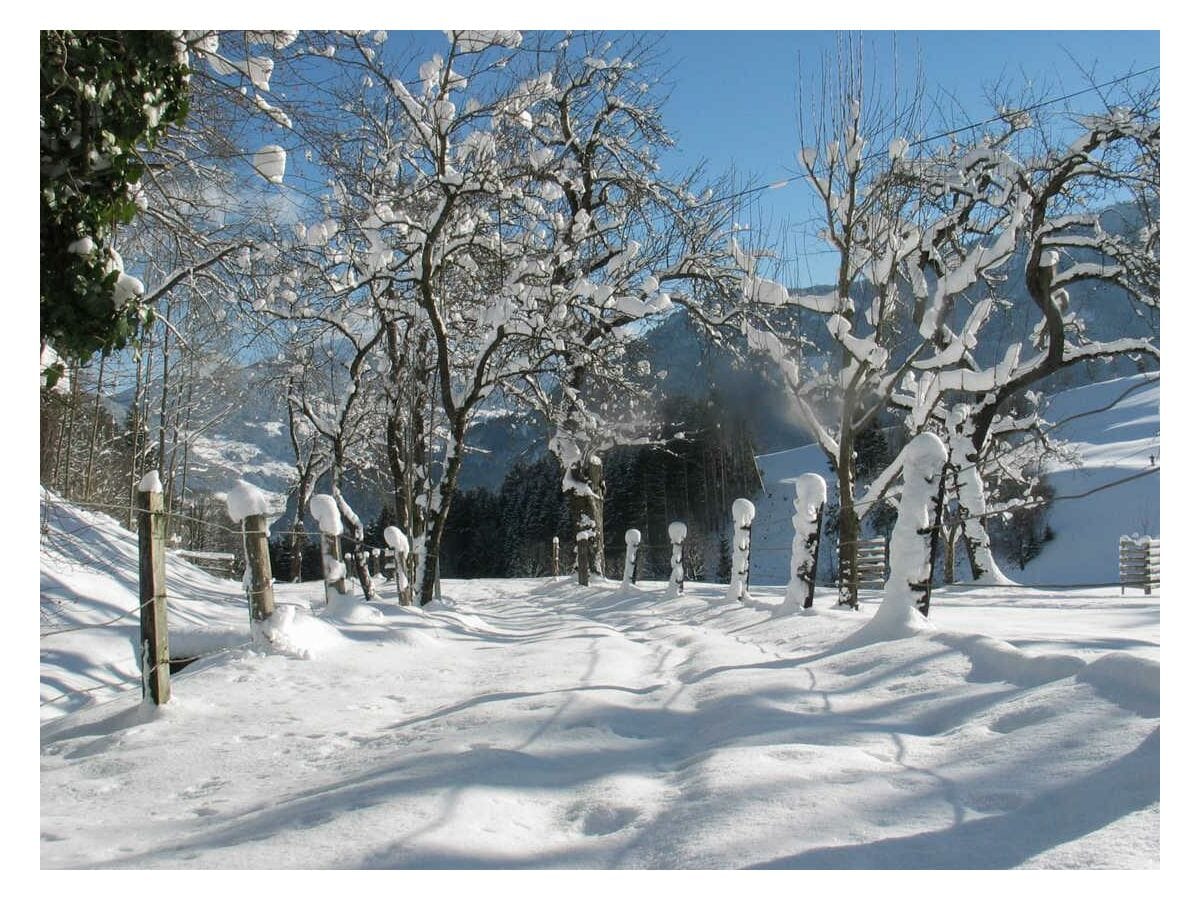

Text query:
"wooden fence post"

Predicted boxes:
[[309, 494, 347, 605], [137, 472, 170, 705], [242, 513, 276, 626], [384, 526, 412, 606]]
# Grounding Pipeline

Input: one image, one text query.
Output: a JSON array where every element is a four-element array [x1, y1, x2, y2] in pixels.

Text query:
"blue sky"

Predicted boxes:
[[379, 29, 1158, 284], [650, 30, 1159, 283]]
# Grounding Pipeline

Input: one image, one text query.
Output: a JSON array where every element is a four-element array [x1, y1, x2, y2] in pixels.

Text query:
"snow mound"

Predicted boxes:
[[325, 593, 384, 624], [1076, 652, 1159, 717], [256, 605, 345, 658]]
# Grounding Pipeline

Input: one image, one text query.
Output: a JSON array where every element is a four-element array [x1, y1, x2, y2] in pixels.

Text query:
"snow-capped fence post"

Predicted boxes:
[[665, 521, 687, 599], [781, 475, 826, 614], [724, 498, 756, 604], [384, 526, 411, 606], [136, 471, 170, 706], [622, 529, 642, 588], [310, 494, 347, 604], [227, 480, 277, 637], [241, 513, 276, 627], [551, 536, 560, 578]]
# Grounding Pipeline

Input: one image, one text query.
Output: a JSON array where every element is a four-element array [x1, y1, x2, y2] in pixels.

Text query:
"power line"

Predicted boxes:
[[686, 64, 1160, 215]]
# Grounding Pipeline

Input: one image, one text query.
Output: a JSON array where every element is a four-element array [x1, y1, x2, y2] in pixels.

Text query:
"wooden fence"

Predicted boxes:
[[1119, 536, 1160, 595]]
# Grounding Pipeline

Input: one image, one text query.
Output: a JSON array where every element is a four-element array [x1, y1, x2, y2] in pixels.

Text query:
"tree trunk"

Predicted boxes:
[[836, 436, 860, 609], [587, 454, 606, 577], [943, 520, 958, 584], [417, 445, 464, 606]]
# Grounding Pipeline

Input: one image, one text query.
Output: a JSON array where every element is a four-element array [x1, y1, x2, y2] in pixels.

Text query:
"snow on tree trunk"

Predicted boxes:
[[722, 498, 756, 604], [778, 474, 826, 616], [850, 432, 947, 645], [621, 529, 641, 588], [948, 405, 1013, 585], [664, 521, 687, 599]]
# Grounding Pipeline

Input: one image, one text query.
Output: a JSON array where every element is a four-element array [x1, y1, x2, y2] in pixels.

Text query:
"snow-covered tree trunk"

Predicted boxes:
[[862, 433, 948, 639], [779, 474, 826, 615], [622, 529, 641, 588], [947, 405, 1012, 585], [723, 498, 756, 604], [665, 521, 687, 599]]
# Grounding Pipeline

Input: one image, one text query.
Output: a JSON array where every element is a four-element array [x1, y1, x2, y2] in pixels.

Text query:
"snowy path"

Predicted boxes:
[[41, 577, 1158, 868]]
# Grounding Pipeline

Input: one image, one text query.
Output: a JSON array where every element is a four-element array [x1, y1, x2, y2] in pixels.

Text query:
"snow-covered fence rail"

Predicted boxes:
[[1119, 536, 1160, 595], [136, 472, 171, 706]]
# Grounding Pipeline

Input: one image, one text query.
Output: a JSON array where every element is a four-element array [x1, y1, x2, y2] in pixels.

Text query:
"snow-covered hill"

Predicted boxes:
[[748, 374, 1159, 587]]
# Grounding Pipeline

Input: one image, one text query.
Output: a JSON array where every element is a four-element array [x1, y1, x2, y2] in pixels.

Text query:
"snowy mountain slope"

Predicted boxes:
[[747, 374, 1160, 587], [39, 565, 1158, 868]]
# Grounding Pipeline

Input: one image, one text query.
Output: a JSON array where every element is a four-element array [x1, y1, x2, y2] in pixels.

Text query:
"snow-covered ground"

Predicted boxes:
[[41, 509, 1158, 867], [38, 372, 1164, 870]]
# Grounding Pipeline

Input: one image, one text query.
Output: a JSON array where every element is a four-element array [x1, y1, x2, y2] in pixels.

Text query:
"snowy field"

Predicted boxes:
[[38, 371, 1166, 871], [41, 528, 1159, 868]]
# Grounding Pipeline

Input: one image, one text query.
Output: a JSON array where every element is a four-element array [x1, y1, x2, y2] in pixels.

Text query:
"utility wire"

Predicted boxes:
[[685, 65, 1160, 213]]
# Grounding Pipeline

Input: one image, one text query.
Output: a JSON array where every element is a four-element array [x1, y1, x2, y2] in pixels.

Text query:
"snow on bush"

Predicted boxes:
[[722, 499, 756, 604], [309, 494, 343, 536], [778, 474, 826, 616], [225, 479, 270, 524]]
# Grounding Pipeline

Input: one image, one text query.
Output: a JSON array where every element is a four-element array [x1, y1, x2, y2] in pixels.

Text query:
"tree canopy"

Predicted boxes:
[[40, 30, 190, 375]]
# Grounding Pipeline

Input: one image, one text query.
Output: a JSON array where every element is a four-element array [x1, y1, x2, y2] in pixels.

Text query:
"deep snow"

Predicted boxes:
[[37, 372, 1164, 871], [41, 504, 1159, 868]]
